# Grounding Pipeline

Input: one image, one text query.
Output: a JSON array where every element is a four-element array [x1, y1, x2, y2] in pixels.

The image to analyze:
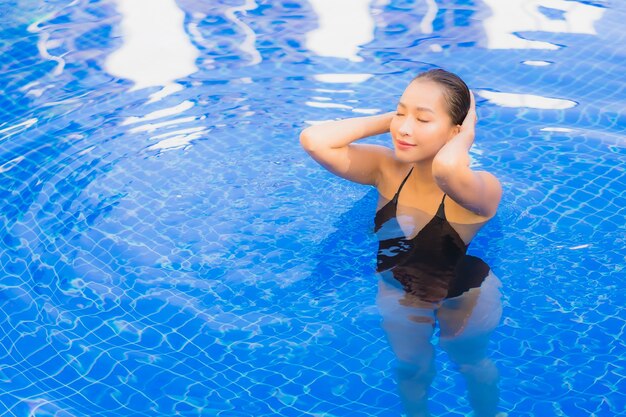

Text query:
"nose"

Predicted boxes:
[[399, 117, 413, 136]]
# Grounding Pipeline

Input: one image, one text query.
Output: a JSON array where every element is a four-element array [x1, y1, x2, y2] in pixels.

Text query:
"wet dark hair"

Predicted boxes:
[[412, 69, 470, 126]]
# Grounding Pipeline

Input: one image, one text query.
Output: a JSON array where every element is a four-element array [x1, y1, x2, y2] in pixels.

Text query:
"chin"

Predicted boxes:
[[394, 148, 424, 163], [393, 150, 411, 161]]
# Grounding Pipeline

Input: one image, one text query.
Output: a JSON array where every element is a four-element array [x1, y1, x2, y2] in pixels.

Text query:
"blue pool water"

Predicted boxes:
[[1, 0, 624, 416]]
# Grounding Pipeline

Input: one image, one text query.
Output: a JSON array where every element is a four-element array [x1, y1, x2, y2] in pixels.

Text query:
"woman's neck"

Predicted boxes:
[[408, 160, 442, 194]]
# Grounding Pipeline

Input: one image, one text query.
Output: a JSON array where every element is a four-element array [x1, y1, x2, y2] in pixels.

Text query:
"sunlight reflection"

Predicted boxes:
[[540, 127, 574, 132], [482, 0, 604, 50], [224, 0, 262, 65], [26, 7, 73, 77], [306, 0, 374, 61], [522, 60, 552, 66], [477, 90, 577, 109], [420, 0, 438, 35], [103, 0, 210, 153], [313, 73, 373, 83], [121, 101, 195, 126], [105, 0, 199, 92]]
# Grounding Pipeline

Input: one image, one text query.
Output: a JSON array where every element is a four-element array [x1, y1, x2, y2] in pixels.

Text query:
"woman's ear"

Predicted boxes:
[[448, 124, 461, 140]]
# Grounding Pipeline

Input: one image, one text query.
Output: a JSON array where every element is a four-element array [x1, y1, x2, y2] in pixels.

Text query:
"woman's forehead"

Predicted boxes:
[[399, 80, 446, 111]]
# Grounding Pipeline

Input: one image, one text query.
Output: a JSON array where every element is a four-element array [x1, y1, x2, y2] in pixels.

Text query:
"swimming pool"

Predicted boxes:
[[0, 0, 624, 416]]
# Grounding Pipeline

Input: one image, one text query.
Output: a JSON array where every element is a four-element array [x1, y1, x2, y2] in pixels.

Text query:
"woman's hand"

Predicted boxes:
[[431, 90, 502, 218], [433, 90, 477, 164], [454, 90, 478, 147]]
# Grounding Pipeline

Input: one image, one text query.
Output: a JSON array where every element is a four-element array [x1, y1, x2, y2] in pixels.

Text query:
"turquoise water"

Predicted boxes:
[[0, 0, 624, 416]]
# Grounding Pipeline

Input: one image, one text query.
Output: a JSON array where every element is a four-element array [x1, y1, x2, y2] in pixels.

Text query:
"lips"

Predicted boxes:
[[396, 139, 416, 149]]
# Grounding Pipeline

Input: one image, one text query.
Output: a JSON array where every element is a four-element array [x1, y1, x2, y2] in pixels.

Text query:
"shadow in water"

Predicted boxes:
[[304, 188, 380, 298]]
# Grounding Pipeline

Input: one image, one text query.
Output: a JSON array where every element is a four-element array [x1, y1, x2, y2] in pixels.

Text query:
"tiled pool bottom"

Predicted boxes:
[[1, 0, 626, 415], [2, 185, 623, 417], [0, 262, 496, 417], [0, 266, 450, 416]]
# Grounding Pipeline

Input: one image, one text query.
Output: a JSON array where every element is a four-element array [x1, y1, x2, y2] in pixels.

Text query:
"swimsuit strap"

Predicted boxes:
[[393, 167, 414, 202], [393, 167, 447, 219], [435, 193, 447, 219]]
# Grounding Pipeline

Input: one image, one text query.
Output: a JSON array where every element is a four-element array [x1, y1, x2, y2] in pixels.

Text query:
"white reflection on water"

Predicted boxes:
[[224, 0, 262, 66], [105, 0, 199, 91], [522, 60, 552, 66], [476, 90, 577, 110], [420, 0, 438, 35], [103, 0, 211, 152], [121, 101, 195, 126], [540, 127, 574, 132], [307, 73, 378, 114], [482, 0, 604, 50], [313, 73, 373, 83], [26, 6, 73, 77], [306, 0, 375, 62]]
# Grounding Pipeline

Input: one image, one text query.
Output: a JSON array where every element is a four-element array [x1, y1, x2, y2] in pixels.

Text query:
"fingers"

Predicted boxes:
[[469, 90, 478, 125], [457, 90, 479, 130]]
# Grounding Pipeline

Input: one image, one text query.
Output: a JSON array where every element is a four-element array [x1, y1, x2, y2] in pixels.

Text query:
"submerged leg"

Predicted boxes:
[[376, 276, 438, 417], [437, 272, 504, 417], [440, 336, 501, 417], [391, 339, 437, 417]]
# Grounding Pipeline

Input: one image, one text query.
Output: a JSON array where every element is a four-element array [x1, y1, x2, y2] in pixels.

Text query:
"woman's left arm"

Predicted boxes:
[[431, 91, 502, 217]]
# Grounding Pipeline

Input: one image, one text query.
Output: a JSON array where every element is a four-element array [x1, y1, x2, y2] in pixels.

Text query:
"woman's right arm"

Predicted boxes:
[[299, 112, 395, 186]]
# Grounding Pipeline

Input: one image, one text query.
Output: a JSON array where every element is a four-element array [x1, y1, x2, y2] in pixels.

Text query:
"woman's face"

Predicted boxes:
[[390, 80, 460, 162]]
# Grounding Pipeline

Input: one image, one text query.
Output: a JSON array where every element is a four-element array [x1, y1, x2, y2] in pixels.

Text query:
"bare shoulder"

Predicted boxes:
[[344, 143, 397, 186], [375, 153, 411, 200]]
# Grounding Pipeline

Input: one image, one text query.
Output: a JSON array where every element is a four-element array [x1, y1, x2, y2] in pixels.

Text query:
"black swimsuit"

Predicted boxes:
[[375, 167, 490, 302]]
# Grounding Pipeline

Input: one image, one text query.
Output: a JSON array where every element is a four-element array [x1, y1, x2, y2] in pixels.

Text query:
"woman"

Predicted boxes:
[[300, 69, 506, 417]]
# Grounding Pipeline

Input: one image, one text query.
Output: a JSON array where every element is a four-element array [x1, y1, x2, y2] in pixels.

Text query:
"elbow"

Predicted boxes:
[[432, 152, 470, 182], [299, 128, 313, 152], [431, 159, 456, 182], [300, 128, 322, 155]]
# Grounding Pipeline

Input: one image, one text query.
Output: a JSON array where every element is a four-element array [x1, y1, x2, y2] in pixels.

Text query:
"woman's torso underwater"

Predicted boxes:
[[374, 161, 496, 305]]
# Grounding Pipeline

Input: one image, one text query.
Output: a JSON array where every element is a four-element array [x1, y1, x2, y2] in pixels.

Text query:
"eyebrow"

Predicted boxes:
[[397, 102, 434, 113]]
